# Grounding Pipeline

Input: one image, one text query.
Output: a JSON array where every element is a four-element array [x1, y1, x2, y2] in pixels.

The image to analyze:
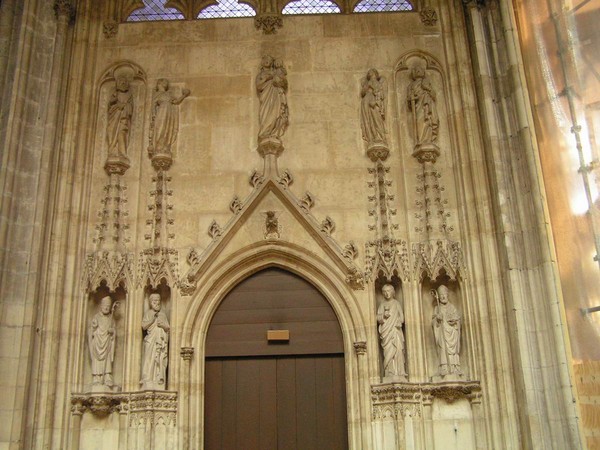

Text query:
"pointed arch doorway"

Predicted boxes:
[[204, 267, 349, 450]]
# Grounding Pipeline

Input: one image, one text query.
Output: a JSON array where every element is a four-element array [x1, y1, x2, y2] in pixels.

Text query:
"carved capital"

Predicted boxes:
[[353, 341, 367, 355], [180, 347, 194, 361], [54, 0, 76, 22], [420, 6, 438, 26], [254, 14, 283, 34]]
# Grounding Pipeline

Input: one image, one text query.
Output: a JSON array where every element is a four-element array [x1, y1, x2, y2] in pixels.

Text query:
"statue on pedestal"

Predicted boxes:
[[377, 284, 407, 380], [256, 55, 289, 147], [88, 296, 117, 391], [407, 66, 439, 149], [141, 293, 170, 390], [360, 68, 387, 150], [431, 284, 462, 379], [148, 78, 190, 162], [107, 76, 133, 158]]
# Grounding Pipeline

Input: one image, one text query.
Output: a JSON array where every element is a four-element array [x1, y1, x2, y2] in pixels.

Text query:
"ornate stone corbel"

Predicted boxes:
[[254, 14, 283, 34], [54, 0, 76, 22], [103, 21, 119, 38], [420, 6, 438, 26]]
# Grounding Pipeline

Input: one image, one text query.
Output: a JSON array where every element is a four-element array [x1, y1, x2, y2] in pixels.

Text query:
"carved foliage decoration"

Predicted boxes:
[[255, 14, 283, 34], [137, 248, 180, 289], [413, 239, 465, 281], [84, 251, 135, 293], [180, 173, 366, 295]]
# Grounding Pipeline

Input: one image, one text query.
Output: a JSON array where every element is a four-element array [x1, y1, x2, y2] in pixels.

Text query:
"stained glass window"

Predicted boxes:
[[127, 0, 185, 22], [353, 0, 412, 13], [198, 0, 256, 19], [282, 0, 341, 15]]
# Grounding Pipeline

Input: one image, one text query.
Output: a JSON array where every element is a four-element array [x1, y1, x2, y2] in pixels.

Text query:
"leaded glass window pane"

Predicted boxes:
[[282, 0, 341, 15], [198, 0, 256, 19], [353, 0, 412, 13], [127, 0, 185, 21]]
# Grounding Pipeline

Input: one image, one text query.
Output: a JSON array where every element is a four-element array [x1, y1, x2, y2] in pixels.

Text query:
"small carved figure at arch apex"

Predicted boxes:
[[377, 284, 407, 381], [431, 284, 463, 380], [264, 210, 281, 240]]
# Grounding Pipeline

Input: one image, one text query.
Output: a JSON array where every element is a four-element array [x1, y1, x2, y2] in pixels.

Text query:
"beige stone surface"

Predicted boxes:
[[0, 1, 590, 449]]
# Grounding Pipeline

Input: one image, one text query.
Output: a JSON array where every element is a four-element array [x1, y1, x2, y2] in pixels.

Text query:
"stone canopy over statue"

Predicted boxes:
[[256, 55, 289, 156], [377, 284, 407, 381]]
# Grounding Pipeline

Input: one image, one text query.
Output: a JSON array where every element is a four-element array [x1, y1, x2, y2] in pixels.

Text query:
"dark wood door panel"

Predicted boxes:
[[205, 355, 348, 450], [206, 268, 343, 357]]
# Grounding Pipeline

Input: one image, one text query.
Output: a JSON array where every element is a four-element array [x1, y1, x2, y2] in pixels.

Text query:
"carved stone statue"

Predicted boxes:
[[148, 78, 190, 159], [431, 284, 462, 378], [106, 76, 133, 157], [407, 66, 439, 149], [88, 296, 117, 390], [256, 55, 289, 145], [360, 69, 387, 148], [141, 293, 170, 390], [377, 284, 407, 380]]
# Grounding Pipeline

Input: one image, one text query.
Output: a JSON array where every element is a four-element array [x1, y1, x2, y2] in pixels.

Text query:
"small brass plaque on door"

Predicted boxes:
[[267, 330, 290, 342]]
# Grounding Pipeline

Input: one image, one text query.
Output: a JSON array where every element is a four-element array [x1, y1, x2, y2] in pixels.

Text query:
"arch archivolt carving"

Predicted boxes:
[[180, 240, 371, 449]]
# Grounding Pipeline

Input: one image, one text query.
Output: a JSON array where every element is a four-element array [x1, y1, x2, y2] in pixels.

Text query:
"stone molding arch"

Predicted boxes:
[[180, 241, 371, 449]]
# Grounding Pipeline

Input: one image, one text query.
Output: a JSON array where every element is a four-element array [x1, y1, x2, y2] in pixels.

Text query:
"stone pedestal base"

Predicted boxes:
[[367, 142, 390, 162], [150, 151, 173, 171], [258, 137, 284, 177], [382, 374, 408, 383], [412, 143, 440, 164], [104, 154, 131, 175]]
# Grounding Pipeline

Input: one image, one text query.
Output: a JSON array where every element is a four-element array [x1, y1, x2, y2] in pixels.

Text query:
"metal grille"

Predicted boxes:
[[127, 0, 185, 21], [353, 0, 412, 13], [198, 0, 256, 19], [282, 0, 341, 15]]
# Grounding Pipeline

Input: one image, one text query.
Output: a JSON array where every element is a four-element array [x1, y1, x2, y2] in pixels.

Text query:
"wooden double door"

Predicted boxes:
[[204, 268, 349, 450]]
